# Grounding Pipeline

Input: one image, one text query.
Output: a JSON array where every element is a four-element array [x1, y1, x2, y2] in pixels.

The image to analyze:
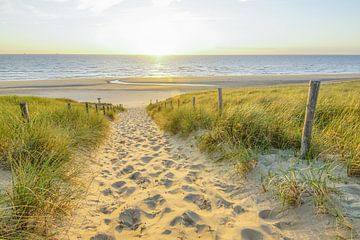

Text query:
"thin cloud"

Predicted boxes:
[[152, 0, 181, 7], [77, 0, 125, 13]]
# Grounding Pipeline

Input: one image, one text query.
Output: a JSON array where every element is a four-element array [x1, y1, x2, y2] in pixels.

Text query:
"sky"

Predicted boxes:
[[0, 0, 360, 55]]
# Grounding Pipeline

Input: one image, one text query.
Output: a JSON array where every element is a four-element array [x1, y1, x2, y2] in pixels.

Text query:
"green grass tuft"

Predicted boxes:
[[147, 81, 360, 175], [0, 96, 111, 239]]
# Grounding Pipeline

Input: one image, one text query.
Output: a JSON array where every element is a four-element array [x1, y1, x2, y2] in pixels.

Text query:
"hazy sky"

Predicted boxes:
[[1, 0, 360, 55]]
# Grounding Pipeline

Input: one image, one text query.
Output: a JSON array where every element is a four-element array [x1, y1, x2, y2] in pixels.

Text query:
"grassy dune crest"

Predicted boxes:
[[147, 80, 360, 175], [0, 96, 112, 239]]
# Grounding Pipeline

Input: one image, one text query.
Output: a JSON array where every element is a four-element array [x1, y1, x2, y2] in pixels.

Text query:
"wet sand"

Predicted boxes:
[[1, 74, 360, 107]]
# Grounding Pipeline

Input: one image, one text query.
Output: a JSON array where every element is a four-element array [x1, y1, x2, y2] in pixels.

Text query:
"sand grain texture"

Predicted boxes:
[[58, 109, 337, 240]]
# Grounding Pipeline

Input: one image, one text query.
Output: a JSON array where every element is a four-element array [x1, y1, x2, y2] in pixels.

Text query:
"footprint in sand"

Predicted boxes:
[[169, 211, 201, 227], [140, 156, 153, 163], [183, 193, 212, 211], [159, 178, 173, 188], [258, 209, 279, 220], [90, 233, 115, 240], [116, 209, 159, 231], [241, 228, 264, 240], [59, 109, 298, 240], [99, 205, 117, 215], [111, 181, 126, 189], [143, 194, 166, 209], [117, 165, 134, 176], [162, 159, 176, 168]]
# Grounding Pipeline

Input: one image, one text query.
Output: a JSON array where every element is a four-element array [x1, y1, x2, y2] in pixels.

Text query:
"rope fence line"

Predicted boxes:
[[19, 101, 124, 120]]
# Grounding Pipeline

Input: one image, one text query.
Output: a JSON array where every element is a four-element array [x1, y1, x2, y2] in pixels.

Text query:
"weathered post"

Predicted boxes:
[[95, 104, 99, 113], [19, 102, 30, 122], [170, 100, 173, 109], [300, 80, 321, 158], [218, 88, 223, 115], [192, 97, 196, 110], [85, 102, 89, 113], [177, 99, 180, 108], [102, 105, 106, 115]]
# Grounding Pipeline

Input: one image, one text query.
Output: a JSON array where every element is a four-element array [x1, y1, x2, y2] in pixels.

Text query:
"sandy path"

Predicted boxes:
[[58, 109, 313, 240]]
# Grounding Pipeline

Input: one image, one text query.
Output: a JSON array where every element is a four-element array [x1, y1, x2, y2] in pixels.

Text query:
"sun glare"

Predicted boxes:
[[132, 16, 179, 55], [97, 5, 215, 55]]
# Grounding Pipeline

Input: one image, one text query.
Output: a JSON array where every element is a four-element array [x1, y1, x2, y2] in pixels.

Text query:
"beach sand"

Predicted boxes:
[[1, 74, 360, 107], [56, 109, 349, 240], [2, 74, 359, 239]]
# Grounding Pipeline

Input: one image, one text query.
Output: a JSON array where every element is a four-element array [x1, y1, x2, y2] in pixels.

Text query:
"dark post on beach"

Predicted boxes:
[[102, 105, 106, 115], [85, 102, 89, 113], [218, 88, 223, 115], [95, 104, 98, 113], [19, 102, 30, 122], [300, 80, 321, 158], [177, 99, 180, 108], [192, 96, 196, 110]]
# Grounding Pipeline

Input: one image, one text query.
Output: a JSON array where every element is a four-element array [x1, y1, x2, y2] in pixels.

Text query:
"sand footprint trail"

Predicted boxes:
[[60, 108, 290, 240]]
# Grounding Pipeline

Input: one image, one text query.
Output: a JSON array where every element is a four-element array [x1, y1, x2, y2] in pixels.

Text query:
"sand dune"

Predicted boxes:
[[56, 108, 345, 240]]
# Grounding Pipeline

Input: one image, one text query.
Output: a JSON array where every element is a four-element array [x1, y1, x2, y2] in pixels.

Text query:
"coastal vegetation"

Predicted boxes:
[[0, 96, 120, 239], [147, 80, 360, 216]]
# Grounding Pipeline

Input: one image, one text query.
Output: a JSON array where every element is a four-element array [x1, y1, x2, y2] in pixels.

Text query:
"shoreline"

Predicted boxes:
[[1, 73, 359, 107]]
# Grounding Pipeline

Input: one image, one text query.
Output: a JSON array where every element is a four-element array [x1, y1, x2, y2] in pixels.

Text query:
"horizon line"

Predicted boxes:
[[1, 53, 360, 56]]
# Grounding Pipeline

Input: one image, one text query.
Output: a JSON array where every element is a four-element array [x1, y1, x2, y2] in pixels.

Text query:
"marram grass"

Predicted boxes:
[[0, 96, 113, 239], [147, 80, 360, 175]]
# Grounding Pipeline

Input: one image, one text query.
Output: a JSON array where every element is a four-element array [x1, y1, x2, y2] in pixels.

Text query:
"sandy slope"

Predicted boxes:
[[57, 109, 340, 240]]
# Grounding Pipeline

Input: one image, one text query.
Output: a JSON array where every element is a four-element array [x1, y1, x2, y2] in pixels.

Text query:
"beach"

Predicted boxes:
[[57, 109, 342, 240], [1, 73, 360, 107], [2, 76, 360, 239]]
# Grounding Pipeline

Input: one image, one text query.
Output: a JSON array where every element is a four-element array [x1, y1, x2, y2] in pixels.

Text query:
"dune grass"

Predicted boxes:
[[147, 80, 360, 228], [147, 80, 360, 176], [0, 96, 116, 239]]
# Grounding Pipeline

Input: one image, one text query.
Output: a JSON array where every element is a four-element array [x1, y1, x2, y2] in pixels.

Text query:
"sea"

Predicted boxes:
[[0, 55, 360, 81]]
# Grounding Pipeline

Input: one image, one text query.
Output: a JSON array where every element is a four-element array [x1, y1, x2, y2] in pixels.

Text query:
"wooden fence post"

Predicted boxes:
[[192, 97, 196, 110], [19, 102, 30, 122], [300, 80, 321, 158], [177, 99, 180, 108], [85, 102, 89, 113], [218, 88, 223, 115], [170, 100, 173, 109], [95, 104, 99, 113], [102, 105, 106, 115]]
